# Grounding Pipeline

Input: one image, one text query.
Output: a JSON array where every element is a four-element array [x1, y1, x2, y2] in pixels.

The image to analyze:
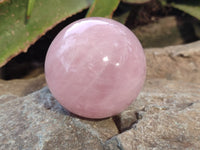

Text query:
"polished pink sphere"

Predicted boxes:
[[45, 17, 146, 119]]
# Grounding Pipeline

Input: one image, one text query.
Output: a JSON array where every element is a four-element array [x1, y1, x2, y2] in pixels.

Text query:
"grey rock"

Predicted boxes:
[[105, 79, 200, 149], [145, 41, 200, 83], [0, 74, 46, 97], [105, 41, 200, 149], [1, 41, 200, 149], [114, 41, 200, 132], [0, 87, 118, 150]]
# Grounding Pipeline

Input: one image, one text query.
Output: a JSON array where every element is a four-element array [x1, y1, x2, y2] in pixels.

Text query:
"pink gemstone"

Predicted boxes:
[[45, 17, 146, 119]]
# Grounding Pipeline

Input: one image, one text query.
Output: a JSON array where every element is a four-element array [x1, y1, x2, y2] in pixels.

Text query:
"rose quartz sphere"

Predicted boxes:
[[45, 17, 146, 119]]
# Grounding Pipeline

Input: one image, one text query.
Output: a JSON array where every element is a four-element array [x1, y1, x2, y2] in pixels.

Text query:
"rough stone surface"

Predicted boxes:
[[0, 74, 46, 96], [146, 41, 200, 83], [0, 87, 118, 150], [105, 79, 200, 149], [105, 41, 200, 149], [114, 41, 200, 132], [1, 41, 200, 149]]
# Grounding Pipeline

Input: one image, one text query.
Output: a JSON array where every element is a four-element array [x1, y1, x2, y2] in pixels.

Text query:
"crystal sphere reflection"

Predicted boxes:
[[45, 17, 146, 119]]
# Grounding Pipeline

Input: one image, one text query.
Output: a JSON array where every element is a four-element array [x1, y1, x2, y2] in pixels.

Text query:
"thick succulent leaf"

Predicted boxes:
[[121, 0, 150, 4], [26, 0, 36, 19], [86, 0, 120, 18], [0, 0, 92, 67], [171, 1, 200, 20]]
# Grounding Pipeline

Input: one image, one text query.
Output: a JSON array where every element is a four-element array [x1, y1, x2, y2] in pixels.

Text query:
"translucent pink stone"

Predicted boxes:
[[45, 17, 146, 119]]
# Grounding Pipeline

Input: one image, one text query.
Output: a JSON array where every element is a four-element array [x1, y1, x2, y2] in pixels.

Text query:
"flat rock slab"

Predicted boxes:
[[105, 41, 200, 149], [1, 41, 200, 149], [0, 87, 118, 150], [105, 79, 200, 149]]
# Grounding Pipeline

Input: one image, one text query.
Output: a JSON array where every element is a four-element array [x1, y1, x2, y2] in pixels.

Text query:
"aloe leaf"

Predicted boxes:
[[121, 0, 150, 4], [26, 0, 36, 19], [0, 0, 92, 67], [86, 0, 120, 18]]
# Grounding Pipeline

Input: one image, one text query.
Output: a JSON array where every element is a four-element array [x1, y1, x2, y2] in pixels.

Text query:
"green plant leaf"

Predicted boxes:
[[113, 11, 130, 24], [121, 0, 150, 4], [86, 0, 120, 18], [0, 0, 92, 67], [26, 0, 36, 19], [171, 0, 200, 20]]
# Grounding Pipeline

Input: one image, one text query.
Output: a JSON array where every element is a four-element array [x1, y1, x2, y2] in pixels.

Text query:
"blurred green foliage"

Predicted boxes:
[[168, 0, 200, 20], [121, 0, 150, 3], [86, 0, 119, 18]]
